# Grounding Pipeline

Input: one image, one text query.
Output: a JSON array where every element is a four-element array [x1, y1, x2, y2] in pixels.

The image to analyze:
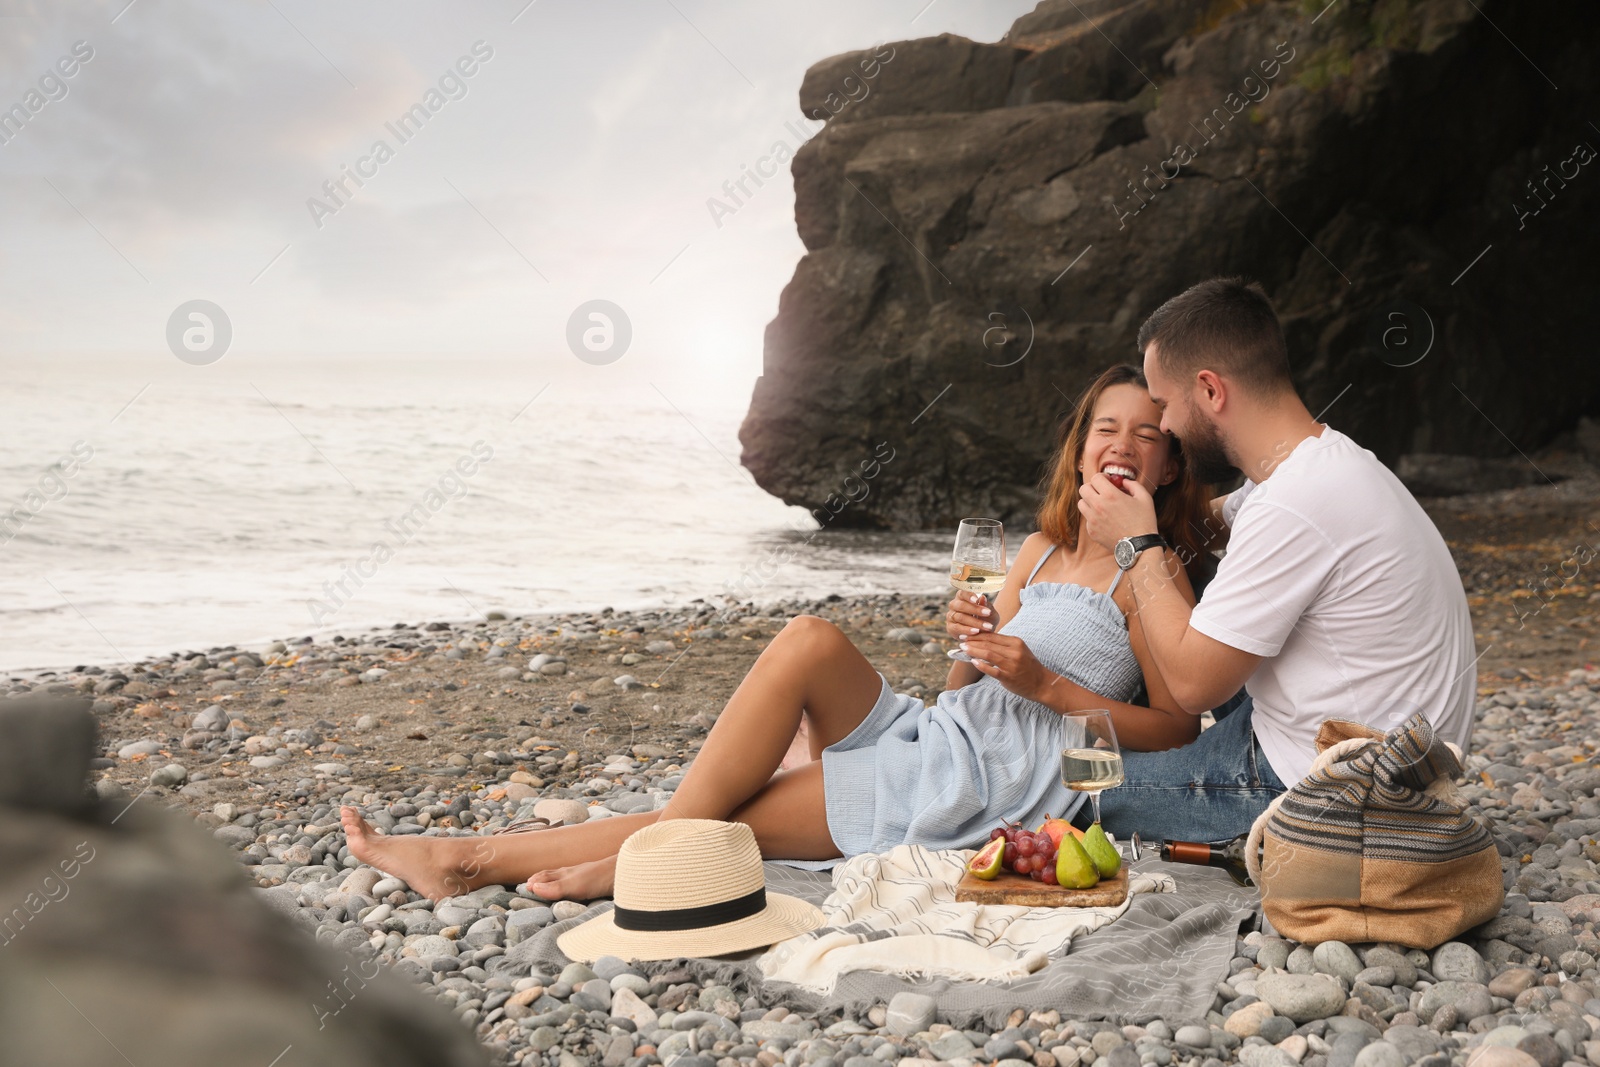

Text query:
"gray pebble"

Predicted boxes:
[[1258, 939, 1292, 971], [1327, 1031, 1372, 1067], [192, 705, 229, 731], [1174, 1025, 1211, 1049], [1351, 1040, 1405, 1067], [985, 1035, 1024, 1060], [1431, 941, 1491, 985], [1257, 972, 1348, 1022], [610, 973, 649, 995], [1416, 981, 1493, 1025], [1353, 966, 1397, 988], [930, 1032, 976, 1059], [1360, 946, 1418, 987], [591, 955, 634, 981], [1258, 1015, 1296, 1043], [884, 991, 936, 1036], [149, 762, 188, 786], [551, 900, 586, 922], [1286, 946, 1317, 974], [1313, 941, 1364, 983], [1239, 1046, 1294, 1067]]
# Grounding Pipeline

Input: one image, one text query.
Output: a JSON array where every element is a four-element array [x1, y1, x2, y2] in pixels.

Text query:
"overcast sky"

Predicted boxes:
[[0, 0, 1035, 398]]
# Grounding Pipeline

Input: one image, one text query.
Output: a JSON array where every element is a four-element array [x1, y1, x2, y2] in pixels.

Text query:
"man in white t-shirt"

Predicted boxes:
[[1079, 277, 1476, 842]]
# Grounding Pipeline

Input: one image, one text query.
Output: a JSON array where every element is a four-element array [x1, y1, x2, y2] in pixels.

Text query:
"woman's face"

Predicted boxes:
[[1080, 382, 1179, 495]]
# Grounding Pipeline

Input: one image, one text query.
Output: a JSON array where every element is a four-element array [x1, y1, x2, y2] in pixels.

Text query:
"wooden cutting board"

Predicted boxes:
[[955, 865, 1128, 907]]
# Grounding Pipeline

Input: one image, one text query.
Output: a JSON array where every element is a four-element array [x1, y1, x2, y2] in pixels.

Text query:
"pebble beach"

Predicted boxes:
[[7, 477, 1600, 1067]]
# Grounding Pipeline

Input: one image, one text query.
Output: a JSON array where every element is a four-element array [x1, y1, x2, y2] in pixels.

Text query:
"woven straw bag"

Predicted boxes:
[[1244, 712, 1503, 948]]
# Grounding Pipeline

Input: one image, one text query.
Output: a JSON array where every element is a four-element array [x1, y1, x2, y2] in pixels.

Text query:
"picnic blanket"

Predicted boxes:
[[758, 846, 1173, 993], [510, 853, 1257, 1028]]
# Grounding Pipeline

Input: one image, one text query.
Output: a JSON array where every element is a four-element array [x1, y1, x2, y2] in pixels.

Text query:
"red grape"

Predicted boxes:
[[1015, 855, 1034, 874], [1040, 865, 1058, 885], [1015, 836, 1036, 857], [990, 827, 1006, 842]]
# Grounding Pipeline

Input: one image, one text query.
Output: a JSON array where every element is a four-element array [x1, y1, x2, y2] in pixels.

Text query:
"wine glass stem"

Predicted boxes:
[[1089, 790, 1103, 825]]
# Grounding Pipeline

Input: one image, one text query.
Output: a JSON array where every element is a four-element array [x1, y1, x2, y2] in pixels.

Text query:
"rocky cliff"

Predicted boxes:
[[739, 0, 1600, 529]]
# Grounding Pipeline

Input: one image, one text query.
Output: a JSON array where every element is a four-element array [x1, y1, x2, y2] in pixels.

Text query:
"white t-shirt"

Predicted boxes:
[[1190, 426, 1475, 785]]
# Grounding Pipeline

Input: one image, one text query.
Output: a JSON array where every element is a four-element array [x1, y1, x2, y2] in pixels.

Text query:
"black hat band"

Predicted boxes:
[[612, 886, 767, 932]]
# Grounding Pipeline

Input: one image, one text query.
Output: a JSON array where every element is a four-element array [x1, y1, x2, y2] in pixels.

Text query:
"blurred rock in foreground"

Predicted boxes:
[[0, 695, 490, 1067]]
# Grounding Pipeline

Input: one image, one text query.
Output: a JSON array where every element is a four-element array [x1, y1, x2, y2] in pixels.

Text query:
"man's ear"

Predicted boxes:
[[1195, 370, 1226, 413], [1160, 450, 1180, 487]]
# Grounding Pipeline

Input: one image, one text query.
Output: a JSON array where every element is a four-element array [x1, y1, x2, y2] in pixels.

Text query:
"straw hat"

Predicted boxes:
[[557, 819, 824, 963]]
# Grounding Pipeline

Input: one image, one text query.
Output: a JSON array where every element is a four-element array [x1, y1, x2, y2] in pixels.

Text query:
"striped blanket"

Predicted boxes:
[[758, 845, 1173, 993], [512, 852, 1258, 1028]]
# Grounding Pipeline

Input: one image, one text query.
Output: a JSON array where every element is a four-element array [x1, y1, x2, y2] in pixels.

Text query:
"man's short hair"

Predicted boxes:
[[1136, 277, 1292, 395]]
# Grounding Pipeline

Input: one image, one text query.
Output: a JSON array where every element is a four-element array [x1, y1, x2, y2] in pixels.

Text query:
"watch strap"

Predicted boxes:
[[1128, 534, 1168, 554]]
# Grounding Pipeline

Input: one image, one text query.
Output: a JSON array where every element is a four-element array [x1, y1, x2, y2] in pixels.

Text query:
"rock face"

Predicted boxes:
[[0, 698, 489, 1067], [739, 0, 1600, 529]]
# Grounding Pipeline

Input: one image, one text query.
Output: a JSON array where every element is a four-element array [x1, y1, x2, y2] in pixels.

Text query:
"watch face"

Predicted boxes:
[[1115, 539, 1134, 569]]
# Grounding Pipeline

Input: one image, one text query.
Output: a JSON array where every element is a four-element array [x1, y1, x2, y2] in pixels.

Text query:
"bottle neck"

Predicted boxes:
[[1163, 841, 1215, 865]]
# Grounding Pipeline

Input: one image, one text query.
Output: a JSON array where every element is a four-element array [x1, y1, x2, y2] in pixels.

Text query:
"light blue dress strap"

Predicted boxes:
[[1024, 543, 1058, 587], [1105, 567, 1124, 598]]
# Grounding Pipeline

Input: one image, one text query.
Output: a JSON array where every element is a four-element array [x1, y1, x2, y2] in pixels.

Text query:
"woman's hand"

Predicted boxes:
[[945, 590, 995, 641], [960, 632, 1055, 704]]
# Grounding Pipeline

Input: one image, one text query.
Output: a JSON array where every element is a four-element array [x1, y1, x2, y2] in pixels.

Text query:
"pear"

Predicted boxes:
[[1054, 833, 1100, 889], [1082, 822, 1122, 879]]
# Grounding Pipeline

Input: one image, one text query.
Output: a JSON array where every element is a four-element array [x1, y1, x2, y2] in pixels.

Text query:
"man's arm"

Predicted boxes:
[[1120, 548, 1259, 713], [1078, 473, 1261, 713]]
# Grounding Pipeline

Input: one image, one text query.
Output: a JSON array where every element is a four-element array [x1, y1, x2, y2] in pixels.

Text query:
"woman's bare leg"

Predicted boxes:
[[342, 615, 881, 899], [527, 762, 837, 899]]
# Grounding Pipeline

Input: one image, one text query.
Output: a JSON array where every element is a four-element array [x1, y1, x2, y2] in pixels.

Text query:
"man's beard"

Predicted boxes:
[[1181, 405, 1241, 485]]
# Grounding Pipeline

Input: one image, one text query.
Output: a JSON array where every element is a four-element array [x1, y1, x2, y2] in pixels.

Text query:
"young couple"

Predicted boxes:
[[342, 277, 1477, 902]]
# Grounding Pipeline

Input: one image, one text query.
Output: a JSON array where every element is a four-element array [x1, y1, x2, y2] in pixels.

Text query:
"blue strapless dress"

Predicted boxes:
[[811, 544, 1145, 862]]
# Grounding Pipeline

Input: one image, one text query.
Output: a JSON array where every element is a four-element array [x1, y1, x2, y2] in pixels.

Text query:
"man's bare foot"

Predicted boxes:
[[340, 806, 482, 902], [527, 854, 617, 902], [780, 718, 814, 771]]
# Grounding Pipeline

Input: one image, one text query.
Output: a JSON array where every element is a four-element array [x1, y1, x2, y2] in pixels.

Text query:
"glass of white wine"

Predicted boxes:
[[947, 517, 1006, 663], [1060, 708, 1124, 825]]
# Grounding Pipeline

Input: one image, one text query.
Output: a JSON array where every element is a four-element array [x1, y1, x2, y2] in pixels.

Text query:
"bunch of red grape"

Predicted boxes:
[[990, 823, 1060, 885]]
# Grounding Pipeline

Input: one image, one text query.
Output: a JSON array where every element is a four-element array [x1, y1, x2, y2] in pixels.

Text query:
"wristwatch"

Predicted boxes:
[[1114, 533, 1169, 570]]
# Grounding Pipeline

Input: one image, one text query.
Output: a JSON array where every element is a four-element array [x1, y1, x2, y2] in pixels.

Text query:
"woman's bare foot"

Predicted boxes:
[[527, 854, 617, 902], [340, 806, 483, 901], [780, 717, 813, 771]]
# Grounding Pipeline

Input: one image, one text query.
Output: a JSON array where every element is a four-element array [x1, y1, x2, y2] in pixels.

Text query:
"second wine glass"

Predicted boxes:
[[1060, 708, 1123, 826]]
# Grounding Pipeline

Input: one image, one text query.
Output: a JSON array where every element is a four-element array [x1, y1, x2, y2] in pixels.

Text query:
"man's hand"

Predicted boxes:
[[960, 632, 1053, 704], [1079, 472, 1160, 550]]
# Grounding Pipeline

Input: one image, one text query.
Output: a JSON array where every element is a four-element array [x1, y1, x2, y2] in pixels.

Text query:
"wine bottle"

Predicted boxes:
[[1159, 835, 1253, 886]]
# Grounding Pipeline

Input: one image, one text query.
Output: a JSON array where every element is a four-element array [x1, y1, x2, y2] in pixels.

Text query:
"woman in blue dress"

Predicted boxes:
[[341, 365, 1216, 900]]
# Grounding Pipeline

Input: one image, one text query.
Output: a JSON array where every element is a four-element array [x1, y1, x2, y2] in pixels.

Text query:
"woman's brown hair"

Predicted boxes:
[[1035, 364, 1216, 588]]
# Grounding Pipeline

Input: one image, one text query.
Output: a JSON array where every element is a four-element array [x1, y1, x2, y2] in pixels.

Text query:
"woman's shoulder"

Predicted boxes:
[[1017, 531, 1057, 558], [1011, 532, 1056, 574]]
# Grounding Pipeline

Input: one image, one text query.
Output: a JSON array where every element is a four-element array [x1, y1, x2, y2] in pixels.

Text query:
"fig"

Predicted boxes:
[[1082, 822, 1122, 879], [1055, 833, 1100, 889], [967, 836, 1006, 880]]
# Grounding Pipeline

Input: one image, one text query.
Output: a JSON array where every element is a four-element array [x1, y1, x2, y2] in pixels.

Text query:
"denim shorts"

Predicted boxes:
[[1087, 691, 1287, 843]]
